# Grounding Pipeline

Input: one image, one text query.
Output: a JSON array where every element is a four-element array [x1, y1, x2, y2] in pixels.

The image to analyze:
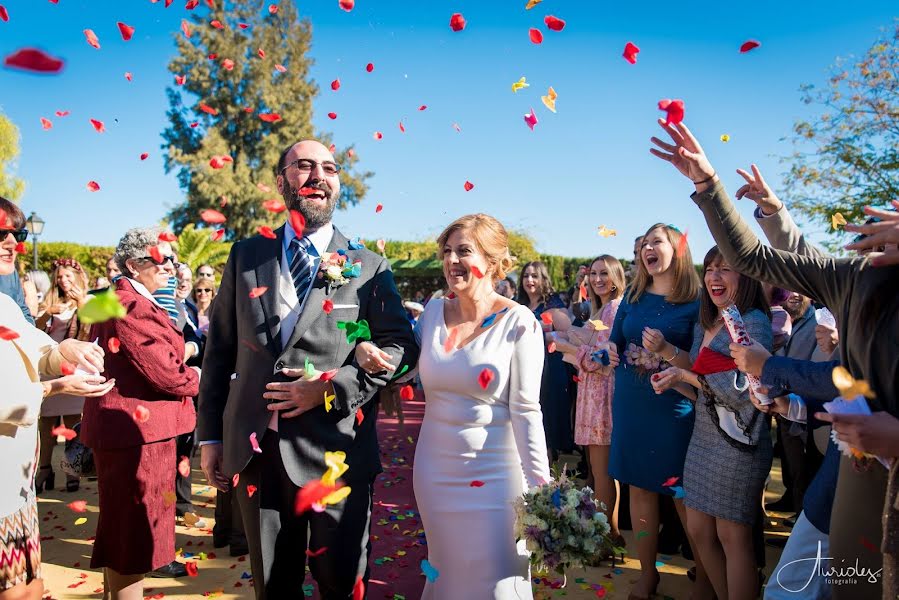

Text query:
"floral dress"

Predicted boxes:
[[574, 298, 621, 446]]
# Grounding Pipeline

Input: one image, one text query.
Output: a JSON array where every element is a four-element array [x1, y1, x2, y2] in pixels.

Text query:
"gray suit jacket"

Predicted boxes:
[[197, 225, 418, 485]]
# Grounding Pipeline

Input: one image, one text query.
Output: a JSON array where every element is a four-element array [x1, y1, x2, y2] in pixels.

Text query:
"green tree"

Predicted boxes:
[[0, 111, 25, 200], [171, 224, 233, 272], [162, 0, 371, 240], [783, 23, 899, 249]]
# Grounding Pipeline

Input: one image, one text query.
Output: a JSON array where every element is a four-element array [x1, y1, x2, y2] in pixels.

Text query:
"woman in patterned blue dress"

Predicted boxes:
[[608, 224, 702, 599]]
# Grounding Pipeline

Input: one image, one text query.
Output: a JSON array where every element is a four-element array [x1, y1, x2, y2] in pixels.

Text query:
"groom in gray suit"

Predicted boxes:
[[198, 140, 418, 599]]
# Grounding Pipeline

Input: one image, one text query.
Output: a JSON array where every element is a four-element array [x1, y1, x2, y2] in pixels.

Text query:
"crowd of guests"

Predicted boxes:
[[2, 120, 899, 599]]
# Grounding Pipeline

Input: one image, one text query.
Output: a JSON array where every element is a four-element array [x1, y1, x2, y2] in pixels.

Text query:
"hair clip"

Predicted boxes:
[[666, 224, 682, 233]]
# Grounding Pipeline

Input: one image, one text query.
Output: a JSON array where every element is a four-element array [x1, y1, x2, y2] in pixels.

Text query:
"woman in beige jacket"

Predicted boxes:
[[0, 197, 113, 600]]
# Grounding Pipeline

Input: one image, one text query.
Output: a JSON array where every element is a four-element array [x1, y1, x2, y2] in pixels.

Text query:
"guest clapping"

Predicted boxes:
[[652, 246, 773, 600], [80, 227, 199, 597]]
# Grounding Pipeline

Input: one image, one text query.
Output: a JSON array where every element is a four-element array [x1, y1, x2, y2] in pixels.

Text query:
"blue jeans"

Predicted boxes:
[[765, 511, 831, 599]]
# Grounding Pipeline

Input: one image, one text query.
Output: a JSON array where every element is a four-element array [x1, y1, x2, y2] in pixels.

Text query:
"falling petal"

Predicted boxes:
[[623, 41, 640, 64], [464, 181, 474, 191], [511, 76, 529, 93], [200, 209, 227, 224], [90, 118, 105, 132], [40, 117, 52, 129], [117, 21, 135, 41], [86, 181, 100, 192], [544, 16, 565, 31], [3, 48, 65, 73], [83, 29, 101, 49], [658, 99, 685, 125], [449, 13, 466, 31], [831, 212, 848, 230], [528, 28, 543, 44], [249, 287, 268, 298], [523, 108, 538, 130], [740, 40, 761, 53], [540, 86, 558, 113]]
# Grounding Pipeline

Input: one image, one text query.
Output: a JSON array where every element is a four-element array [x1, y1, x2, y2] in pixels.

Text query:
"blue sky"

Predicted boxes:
[[0, 0, 895, 259]]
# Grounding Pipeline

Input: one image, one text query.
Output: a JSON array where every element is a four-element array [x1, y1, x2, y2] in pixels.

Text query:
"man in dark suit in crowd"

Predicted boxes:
[[198, 140, 418, 599]]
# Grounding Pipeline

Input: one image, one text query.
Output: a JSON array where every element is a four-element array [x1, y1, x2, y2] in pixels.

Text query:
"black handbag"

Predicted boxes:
[[60, 422, 96, 479]]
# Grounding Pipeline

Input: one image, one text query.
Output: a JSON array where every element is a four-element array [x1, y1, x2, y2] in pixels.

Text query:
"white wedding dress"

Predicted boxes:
[[412, 299, 551, 599]]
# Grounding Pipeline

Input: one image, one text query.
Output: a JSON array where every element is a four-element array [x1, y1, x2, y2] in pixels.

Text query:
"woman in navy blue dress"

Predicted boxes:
[[517, 261, 575, 459], [608, 223, 701, 599]]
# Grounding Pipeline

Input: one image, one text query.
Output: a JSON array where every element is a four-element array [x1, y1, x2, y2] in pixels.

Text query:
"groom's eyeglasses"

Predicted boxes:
[[281, 159, 341, 176], [0, 229, 29, 243]]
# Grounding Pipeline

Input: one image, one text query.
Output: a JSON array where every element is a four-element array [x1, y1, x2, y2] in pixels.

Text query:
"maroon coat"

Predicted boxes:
[[81, 278, 198, 450]]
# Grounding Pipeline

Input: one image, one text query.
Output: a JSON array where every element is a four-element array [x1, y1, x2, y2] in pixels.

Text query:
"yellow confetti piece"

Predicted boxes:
[[322, 451, 349, 486], [392, 524, 400, 530], [396, 550, 407, 556], [183, 512, 200, 526], [832, 365, 876, 399], [597, 224, 617, 238], [525, 0, 542, 8], [511, 76, 529, 93], [324, 390, 335, 412], [831, 212, 848, 230], [407, 436, 414, 444], [540, 86, 557, 113], [163, 490, 177, 507], [720, 134, 730, 142], [74, 517, 87, 525], [588, 319, 609, 331], [321, 485, 352, 506]]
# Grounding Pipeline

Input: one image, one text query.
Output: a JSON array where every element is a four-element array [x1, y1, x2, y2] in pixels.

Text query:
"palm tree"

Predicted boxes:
[[172, 224, 232, 273]]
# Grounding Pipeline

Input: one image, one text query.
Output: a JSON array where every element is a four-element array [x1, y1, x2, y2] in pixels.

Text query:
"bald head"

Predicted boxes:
[[276, 139, 342, 231]]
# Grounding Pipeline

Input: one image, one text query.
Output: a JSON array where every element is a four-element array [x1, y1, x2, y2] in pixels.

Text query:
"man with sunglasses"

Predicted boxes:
[[198, 140, 418, 599]]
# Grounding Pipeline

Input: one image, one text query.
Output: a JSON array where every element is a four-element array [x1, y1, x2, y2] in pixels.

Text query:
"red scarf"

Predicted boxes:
[[692, 346, 736, 375]]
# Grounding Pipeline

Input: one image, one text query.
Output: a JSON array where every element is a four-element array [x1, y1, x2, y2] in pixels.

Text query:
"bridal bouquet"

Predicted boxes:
[[513, 472, 618, 575]]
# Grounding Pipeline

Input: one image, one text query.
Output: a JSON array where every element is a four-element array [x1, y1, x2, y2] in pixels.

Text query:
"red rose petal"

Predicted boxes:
[[238, 23, 249, 30], [676, 228, 689, 258], [198, 102, 218, 116], [544, 16, 565, 31], [338, 0, 354, 12], [89, 118, 105, 132], [140, 152, 149, 160], [210, 228, 225, 241], [305, 546, 328, 557], [117, 21, 135, 41], [249, 286, 269, 299], [662, 476, 680, 487], [247, 484, 257, 498], [470, 480, 485, 487], [470, 265, 484, 278], [528, 28, 543, 44], [40, 117, 52, 129], [14, 241, 25, 254], [60, 361, 75, 376], [68, 500, 87, 512], [449, 13, 466, 32], [86, 181, 100, 192], [353, 577, 364, 600], [623, 41, 640, 64], [200, 208, 227, 224], [477, 368, 494, 390], [331, 78, 340, 91], [149, 244, 164, 264], [181, 19, 192, 38], [322, 299, 334, 314], [373, 131, 382, 140], [319, 369, 338, 382], [463, 181, 474, 191], [0, 326, 21, 341], [259, 113, 281, 123], [232, 473, 239, 487], [51, 425, 77, 440], [658, 98, 685, 125], [222, 58, 235, 70], [262, 199, 286, 213], [159, 231, 177, 242], [355, 408, 364, 425], [210, 19, 225, 29], [418, 105, 427, 111], [124, 71, 133, 81], [83, 29, 101, 49], [547, 341, 557, 353], [132, 405, 150, 423], [400, 385, 414, 401], [327, 112, 337, 120], [268, 4, 278, 13], [258, 226, 276, 239], [740, 39, 761, 53], [398, 121, 405, 133], [55, 110, 69, 117], [275, 64, 287, 72], [288, 209, 306, 237], [375, 203, 383, 213], [178, 456, 190, 477], [0, 5, 8, 22], [257, 48, 265, 58], [185, 562, 198, 577], [3, 48, 65, 73], [107, 337, 121, 353], [365, 62, 374, 72], [540, 311, 553, 325]]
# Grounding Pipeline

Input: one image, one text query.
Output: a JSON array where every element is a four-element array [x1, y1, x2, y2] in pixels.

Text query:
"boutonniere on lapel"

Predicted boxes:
[[318, 249, 362, 294]]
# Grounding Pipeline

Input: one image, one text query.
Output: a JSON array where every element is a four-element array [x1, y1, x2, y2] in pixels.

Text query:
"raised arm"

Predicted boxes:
[[509, 310, 551, 488], [649, 120, 863, 312]]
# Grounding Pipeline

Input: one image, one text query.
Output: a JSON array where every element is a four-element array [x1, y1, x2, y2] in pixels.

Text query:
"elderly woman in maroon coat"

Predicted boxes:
[[81, 227, 199, 600]]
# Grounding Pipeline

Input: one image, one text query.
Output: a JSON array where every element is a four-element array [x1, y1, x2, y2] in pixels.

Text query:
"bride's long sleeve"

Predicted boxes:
[[509, 310, 551, 489]]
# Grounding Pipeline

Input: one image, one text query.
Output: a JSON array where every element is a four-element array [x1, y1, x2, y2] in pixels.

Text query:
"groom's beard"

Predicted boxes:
[[283, 180, 338, 231]]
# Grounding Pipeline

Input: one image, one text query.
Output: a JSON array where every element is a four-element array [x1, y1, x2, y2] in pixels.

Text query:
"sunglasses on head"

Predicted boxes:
[[0, 229, 29, 243]]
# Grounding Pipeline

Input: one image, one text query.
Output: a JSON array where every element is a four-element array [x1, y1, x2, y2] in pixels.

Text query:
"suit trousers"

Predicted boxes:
[[175, 428, 195, 514], [236, 430, 374, 600]]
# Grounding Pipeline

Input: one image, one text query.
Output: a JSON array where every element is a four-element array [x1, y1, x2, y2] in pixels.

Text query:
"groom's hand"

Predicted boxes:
[[264, 368, 334, 418], [200, 443, 231, 492]]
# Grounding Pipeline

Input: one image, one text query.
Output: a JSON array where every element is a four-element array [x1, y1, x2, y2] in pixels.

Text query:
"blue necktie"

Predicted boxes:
[[289, 236, 317, 304]]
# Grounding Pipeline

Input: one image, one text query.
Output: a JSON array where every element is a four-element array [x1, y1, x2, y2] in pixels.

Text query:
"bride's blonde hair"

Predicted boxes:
[[437, 214, 516, 281]]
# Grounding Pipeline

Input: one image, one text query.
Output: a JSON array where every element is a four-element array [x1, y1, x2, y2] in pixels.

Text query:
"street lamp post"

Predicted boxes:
[[25, 212, 45, 271]]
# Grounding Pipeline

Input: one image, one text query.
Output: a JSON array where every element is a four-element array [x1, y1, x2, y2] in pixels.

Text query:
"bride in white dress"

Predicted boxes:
[[358, 214, 550, 598]]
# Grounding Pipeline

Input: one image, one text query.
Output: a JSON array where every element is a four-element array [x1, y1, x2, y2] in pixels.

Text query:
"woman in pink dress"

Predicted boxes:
[[573, 255, 626, 544]]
